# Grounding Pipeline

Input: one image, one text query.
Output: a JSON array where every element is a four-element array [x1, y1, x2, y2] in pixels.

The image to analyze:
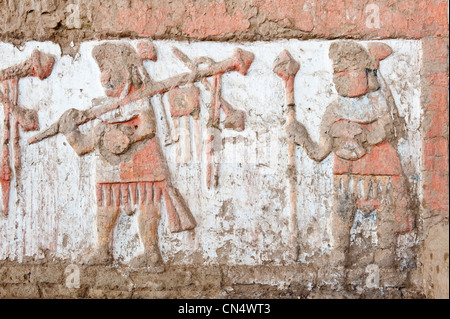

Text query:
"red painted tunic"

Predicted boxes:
[[95, 114, 196, 233]]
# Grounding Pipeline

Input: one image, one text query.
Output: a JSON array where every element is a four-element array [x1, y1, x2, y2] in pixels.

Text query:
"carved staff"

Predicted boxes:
[[171, 47, 247, 187], [0, 80, 13, 216], [273, 50, 300, 260], [201, 73, 246, 188], [0, 49, 55, 215], [204, 74, 222, 188], [29, 48, 254, 147]]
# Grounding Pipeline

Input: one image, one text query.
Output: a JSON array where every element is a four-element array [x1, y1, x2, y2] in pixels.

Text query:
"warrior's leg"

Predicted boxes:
[[84, 184, 120, 265], [390, 176, 415, 234], [330, 206, 355, 267], [374, 204, 402, 287], [84, 205, 120, 264], [138, 202, 162, 259], [331, 176, 357, 264], [329, 175, 357, 286], [375, 176, 416, 286], [130, 203, 163, 270]]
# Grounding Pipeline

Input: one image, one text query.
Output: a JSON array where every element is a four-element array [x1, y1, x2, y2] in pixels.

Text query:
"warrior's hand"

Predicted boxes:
[[58, 108, 88, 135], [286, 120, 308, 146]]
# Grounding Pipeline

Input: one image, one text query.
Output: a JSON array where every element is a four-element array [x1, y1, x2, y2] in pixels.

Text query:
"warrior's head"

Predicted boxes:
[[329, 41, 392, 98], [92, 41, 156, 98]]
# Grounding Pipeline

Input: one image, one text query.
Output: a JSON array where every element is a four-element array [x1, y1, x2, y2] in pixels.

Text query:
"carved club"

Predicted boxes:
[[0, 50, 55, 215]]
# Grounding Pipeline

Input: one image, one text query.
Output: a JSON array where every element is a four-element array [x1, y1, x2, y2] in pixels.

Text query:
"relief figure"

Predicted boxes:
[[57, 43, 196, 270], [282, 41, 416, 284], [29, 41, 254, 269]]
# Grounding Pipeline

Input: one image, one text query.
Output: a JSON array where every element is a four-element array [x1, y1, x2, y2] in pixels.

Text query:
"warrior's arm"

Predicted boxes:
[[286, 102, 338, 162], [287, 119, 333, 162], [129, 106, 157, 143], [59, 108, 103, 156], [366, 112, 393, 145], [65, 127, 101, 156]]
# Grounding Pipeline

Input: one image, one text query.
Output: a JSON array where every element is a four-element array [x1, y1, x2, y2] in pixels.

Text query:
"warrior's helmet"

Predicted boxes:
[[92, 41, 156, 98], [329, 41, 392, 97]]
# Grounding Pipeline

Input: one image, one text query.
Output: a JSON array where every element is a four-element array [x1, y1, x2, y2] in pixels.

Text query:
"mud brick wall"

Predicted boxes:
[[0, 0, 448, 299]]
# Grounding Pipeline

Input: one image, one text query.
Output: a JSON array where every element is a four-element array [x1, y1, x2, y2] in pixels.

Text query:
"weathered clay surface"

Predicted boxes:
[[420, 222, 449, 298], [0, 1, 448, 55], [0, 258, 427, 299]]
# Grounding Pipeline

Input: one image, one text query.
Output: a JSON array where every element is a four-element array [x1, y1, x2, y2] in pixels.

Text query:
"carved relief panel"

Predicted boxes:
[[0, 41, 422, 284]]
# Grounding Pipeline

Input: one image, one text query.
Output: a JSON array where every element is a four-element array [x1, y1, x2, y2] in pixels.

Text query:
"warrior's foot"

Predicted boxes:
[[129, 248, 164, 272], [81, 245, 113, 265]]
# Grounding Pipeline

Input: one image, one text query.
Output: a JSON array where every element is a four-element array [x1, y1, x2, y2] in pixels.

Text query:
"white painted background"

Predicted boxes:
[[0, 39, 422, 265]]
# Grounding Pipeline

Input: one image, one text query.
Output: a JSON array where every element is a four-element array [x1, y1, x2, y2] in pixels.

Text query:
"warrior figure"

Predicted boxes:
[[58, 42, 196, 270], [287, 41, 416, 284]]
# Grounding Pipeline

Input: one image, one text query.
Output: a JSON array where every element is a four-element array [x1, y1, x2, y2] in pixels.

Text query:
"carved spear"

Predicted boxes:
[[273, 50, 300, 260]]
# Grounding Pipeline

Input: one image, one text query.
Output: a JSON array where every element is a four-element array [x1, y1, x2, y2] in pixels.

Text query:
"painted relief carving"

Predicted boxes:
[[0, 50, 55, 215], [28, 41, 254, 270], [283, 41, 416, 283], [0, 40, 422, 287]]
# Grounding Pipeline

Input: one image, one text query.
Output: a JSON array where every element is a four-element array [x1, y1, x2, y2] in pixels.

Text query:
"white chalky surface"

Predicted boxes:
[[0, 39, 422, 265]]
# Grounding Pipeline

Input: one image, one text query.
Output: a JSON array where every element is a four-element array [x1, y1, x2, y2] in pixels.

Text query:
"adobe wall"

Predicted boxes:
[[0, 0, 448, 299]]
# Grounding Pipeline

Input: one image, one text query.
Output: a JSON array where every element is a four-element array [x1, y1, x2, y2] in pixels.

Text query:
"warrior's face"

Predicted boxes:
[[93, 43, 146, 99], [99, 61, 130, 98], [332, 68, 380, 98]]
